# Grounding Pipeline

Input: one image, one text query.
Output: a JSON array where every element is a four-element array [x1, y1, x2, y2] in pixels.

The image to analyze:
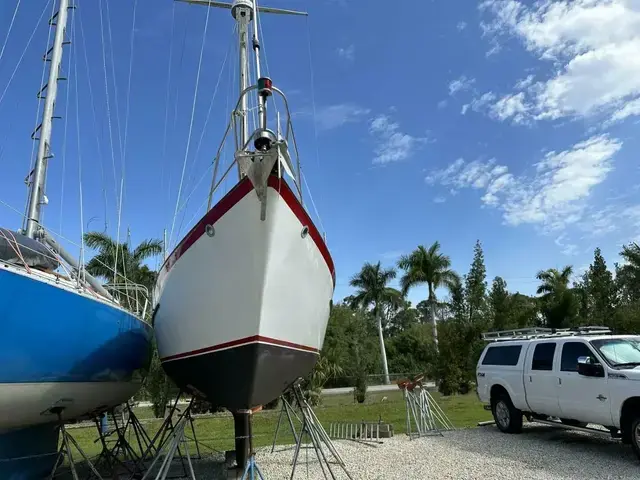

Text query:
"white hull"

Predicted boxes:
[[154, 177, 334, 407], [0, 381, 141, 432]]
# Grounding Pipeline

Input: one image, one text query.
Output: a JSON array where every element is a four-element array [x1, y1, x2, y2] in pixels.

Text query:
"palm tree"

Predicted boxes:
[[397, 242, 459, 348], [536, 266, 575, 328], [83, 231, 163, 315], [349, 262, 401, 385]]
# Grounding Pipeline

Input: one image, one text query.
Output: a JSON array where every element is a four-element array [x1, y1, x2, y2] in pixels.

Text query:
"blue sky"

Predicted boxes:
[[1, 0, 640, 307]]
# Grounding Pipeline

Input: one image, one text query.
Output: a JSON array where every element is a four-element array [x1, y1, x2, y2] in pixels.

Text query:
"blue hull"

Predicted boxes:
[[0, 267, 153, 479], [0, 423, 60, 480]]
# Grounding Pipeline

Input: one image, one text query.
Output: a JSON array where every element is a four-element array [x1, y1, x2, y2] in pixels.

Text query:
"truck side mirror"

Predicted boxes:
[[577, 356, 604, 377]]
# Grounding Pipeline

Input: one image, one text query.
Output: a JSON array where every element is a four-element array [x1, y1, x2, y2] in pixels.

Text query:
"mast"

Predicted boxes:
[[235, 2, 250, 149], [25, 0, 71, 239], [176, 0, 307, 177]]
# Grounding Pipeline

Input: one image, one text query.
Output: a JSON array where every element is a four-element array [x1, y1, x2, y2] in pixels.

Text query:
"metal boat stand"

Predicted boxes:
[[92, 403, 154, 478], [398, 376, 455, 439], [270, 396, 301, 453], [48, 408, 104, 480], [130, 394, 196, 480], [289, 382, 353, 480], [138, 412, 196, 480]]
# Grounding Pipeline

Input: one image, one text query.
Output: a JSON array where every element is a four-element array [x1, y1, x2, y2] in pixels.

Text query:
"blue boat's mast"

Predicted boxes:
[[25, 0, 70, 239]]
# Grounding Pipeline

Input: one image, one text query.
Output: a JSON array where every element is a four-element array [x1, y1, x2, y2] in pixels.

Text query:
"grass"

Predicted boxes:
[[69, 389, 491, 459]]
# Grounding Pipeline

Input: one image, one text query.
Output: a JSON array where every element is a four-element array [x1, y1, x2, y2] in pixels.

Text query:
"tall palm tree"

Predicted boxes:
[[83, 231, 163, 315], [397, 242, 459, 348], [536, 266, 575, 328], [349, 262, 401, 385]]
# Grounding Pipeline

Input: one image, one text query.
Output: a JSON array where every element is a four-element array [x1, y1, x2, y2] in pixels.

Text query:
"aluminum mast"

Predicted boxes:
[[25, 0, 70, 239], [176, 0, 306, 178]]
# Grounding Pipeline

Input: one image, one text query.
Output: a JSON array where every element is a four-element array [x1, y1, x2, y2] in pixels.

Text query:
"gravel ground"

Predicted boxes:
[[170, 424, 639, 479]]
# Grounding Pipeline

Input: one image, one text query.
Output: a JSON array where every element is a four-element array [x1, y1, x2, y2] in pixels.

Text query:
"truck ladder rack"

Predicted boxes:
[[481, 326, 612, 342]]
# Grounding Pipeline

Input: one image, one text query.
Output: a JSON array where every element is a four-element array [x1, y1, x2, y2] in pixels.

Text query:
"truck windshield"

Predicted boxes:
[[591, 337, 640, 368]]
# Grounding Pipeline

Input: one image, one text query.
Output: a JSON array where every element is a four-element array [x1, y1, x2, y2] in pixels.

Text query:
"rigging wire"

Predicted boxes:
[[59, 0, 76, 235], [0, 0, 21, 67], [97, 0, 120, 235], [77, 2, 109, 232], [0, 0, 52, 109], [112, 0, 139, 294], [305, 16, 321, 170], [168, 6, 213, 250], [70, 6, 87, 286], [103, 0, 125, 167], [166, 16, 190, 230], [174, 23, 236, 239], [160, 1, 176, 218], [12, 0, 55, 231]]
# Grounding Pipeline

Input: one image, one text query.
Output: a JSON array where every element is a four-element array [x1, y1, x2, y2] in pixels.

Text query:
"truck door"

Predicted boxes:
[[524, 341, 561, 416], [557, 340, 612, 426]]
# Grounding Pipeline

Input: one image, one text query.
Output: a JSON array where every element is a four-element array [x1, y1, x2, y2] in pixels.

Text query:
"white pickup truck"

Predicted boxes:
[[476, 327, 640, 460]]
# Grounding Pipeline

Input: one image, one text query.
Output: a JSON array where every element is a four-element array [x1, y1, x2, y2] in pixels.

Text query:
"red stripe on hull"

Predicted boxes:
[[160, 175, 335, 285], [160, 335, 320, 362]]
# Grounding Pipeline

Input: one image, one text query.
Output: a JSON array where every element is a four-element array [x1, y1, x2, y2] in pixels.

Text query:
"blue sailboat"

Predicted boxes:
[[0, 1, 153, 478]]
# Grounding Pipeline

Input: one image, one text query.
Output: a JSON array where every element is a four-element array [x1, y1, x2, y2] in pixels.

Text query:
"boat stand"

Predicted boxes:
[[270, 396, 301, 453], [130, 393, 195, 480], [398, 376, 455, 439], [49, 408, 104, 480], [138, 412, 196, 480], [92, 403, 153, 478], [289, 382, 353, 480]]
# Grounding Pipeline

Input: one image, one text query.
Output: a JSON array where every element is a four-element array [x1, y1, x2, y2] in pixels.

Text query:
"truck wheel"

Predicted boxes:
[[560, 419, 588, 428], [630, 415, 640, 460], [492, 393, 523, 434]]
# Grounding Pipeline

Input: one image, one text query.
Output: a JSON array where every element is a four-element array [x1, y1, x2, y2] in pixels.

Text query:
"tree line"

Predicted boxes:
[[320, 240, 640, 396], [79, 230, 640, 405]]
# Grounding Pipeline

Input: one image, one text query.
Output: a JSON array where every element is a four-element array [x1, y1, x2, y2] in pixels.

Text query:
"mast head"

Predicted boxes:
[[231, 0, 254, 20]]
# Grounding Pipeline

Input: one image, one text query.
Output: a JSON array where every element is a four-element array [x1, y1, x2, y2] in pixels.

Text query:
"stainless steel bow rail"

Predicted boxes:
[[397, 376, 455, 439], [481, 326, 612, 342]]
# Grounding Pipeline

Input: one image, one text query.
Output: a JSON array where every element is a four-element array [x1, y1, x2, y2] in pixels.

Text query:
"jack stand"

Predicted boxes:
[[289, 382, 353, 480], [398, 375, 455, 439], [93, 403, 151, 478], [270, 396, 301, 453], [132, 392, 195, 480], [48, 408, 104, 480], [240, 455, 265, 480], [138, 413, 196, 480]]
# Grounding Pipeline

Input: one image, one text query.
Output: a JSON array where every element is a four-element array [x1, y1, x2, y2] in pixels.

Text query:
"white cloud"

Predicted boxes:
[[424, 134, 622, 231], [457, 21, 468, 31], [462, 92, 496, 115], [369, 114, 429, 164], [449, 75, 476, 96], [433, 196, 447, 204], [478, 0, 640, 125], [554, 234, 579, 256], [337, 44, 355, 61], [315, 103, 370, 130]]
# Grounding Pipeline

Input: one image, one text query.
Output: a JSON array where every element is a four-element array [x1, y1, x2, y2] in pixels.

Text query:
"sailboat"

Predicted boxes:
[[0, 1, 153, 478], [153, 0, 335, 468]]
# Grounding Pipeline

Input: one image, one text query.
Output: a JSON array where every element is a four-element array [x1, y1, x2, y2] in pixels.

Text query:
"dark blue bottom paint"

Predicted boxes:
[[0, 423, 60, 480]]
